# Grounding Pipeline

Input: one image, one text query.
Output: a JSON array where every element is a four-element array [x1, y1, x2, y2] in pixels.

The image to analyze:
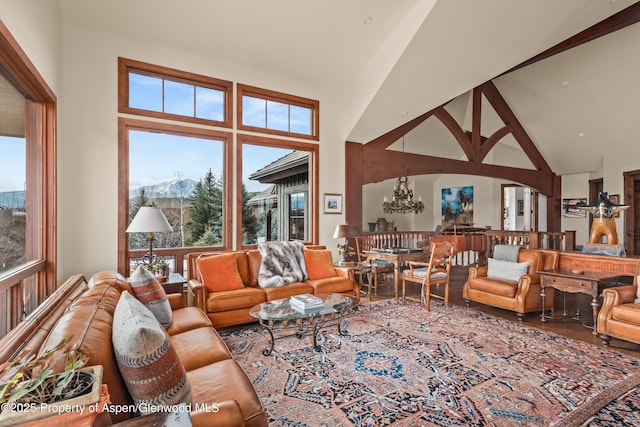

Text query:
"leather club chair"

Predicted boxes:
[[597, 272, 640, 347], [463, 249, 559, 321]]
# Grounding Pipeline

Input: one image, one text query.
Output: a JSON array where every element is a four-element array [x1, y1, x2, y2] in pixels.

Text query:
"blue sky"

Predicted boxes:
[[0, 136, 25, 192], [129, 130, 292, 193]]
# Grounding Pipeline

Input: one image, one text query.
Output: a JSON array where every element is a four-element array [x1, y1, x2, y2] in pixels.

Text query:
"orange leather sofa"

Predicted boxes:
[[597, 281, 640, 347], [463, 249, 559, 320], [0, 271, 267, 427], [186, 248, 360, 328]]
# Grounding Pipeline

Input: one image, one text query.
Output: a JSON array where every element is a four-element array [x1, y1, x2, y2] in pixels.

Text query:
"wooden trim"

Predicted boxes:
[[117, 118, 233, 275], [623, 169, 640, 256], [506, 2, 640, 75], [237, 133, 319, 247], [118, 57, 233, 129], [0, 20, 56, 333], [345, 141, 364, 232], [237, 83, 320, 141]]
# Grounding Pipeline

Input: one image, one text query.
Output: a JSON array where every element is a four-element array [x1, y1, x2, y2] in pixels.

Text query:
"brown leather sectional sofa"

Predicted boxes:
[[0, 271, 267, 427], [463, 249, 559, 320], [186, 249, 360, 328], [598, 281, 640, 346]]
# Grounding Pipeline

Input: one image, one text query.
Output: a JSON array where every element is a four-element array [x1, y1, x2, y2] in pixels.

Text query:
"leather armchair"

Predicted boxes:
[[463, 249, 559, 321], [597, 282, 640, 347]]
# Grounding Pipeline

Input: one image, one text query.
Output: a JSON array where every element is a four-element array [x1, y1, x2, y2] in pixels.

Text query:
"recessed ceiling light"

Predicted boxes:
[[364, 16, 373, 24], [578, 132, 585, 137], [561, 81, 569, 88], [401, 111, 408, 117]]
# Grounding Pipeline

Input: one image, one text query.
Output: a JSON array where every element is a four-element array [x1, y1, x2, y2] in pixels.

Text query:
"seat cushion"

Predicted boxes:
[[197, 253, 245, 293], [467, 277, 518, 298], [112, 292, 192, 415], [612, 303, 640, 324], [169, 327, 233, 371], [128, 265, 172, 328], [188, 359, 265, 427], [262, 282, 314, 301], [206, 286, 267, 312], [166, 307, 213, 336], [304, 249, 338, 280], [306, 277, 354, 294]]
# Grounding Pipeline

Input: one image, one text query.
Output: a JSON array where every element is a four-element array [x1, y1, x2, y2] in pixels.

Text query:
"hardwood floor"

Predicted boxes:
[[360, 266, 640, 358]]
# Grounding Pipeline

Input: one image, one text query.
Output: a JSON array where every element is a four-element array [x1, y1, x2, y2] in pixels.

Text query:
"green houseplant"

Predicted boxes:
[[0, 338, 91, 405], [0, 338, 107, 427]]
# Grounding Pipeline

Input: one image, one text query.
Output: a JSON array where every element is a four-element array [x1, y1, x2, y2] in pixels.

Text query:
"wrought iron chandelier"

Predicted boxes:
[[382, 176, 424, 214]]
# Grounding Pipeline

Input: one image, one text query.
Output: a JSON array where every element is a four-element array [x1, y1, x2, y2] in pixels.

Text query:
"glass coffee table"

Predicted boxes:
[[249, 293, 359, 356]]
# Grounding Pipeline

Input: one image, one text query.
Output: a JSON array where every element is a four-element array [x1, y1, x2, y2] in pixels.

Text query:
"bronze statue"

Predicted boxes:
[[579, 192, 629, 244]]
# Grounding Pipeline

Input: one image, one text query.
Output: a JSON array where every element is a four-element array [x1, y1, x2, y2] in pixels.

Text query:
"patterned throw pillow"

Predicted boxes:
[[128, 265, 172, 328], [112, 292, 192, 415]]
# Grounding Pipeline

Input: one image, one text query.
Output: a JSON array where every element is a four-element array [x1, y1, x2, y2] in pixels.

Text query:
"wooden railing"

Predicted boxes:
[[359, 229, 576, 267]]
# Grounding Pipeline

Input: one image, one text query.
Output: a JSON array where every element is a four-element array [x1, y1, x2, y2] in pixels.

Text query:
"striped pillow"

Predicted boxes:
[[128, 265, 172, 328], [113, 291, 192, 415]]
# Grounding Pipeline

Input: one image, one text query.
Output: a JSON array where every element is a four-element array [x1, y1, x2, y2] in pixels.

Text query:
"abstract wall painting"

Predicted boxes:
[[441, 186, 474, 228]]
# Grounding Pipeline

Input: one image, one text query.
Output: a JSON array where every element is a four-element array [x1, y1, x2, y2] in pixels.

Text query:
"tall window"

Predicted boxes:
[[238, 134, 318, 247], [0, 22, 57, 338], [118, 59, 320, 274], [119, 119, 231, 273]]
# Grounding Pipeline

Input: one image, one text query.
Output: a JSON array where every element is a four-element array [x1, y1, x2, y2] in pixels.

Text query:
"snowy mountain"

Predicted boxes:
[[129, 178, 198, 199]]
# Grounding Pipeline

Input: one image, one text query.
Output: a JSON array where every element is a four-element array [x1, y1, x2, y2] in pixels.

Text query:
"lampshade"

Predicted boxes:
[[126, 207, 173, 233], [333, 224, 360, 239]]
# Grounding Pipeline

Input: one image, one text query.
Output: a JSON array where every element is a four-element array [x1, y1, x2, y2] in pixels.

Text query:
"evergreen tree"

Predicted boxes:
[[241, 183, 259, 244], [187, 169, 222, 245]]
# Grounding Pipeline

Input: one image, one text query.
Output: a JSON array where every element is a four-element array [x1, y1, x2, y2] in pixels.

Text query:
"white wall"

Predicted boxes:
[[54, 24, 348, 279], [561, 173, 590, 245]]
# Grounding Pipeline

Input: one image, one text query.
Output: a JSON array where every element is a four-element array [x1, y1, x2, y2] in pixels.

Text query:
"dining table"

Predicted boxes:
[[363, 248, 428, 302]]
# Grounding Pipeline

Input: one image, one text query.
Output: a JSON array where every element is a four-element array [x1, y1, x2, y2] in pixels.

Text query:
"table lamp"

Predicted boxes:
[[126, 206, 173, 267], [333, 224, 360, 265]]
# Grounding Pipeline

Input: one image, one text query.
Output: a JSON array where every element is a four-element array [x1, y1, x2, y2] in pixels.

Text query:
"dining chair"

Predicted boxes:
[[402, 240, 455, 310], [355, 235, 395, 296]]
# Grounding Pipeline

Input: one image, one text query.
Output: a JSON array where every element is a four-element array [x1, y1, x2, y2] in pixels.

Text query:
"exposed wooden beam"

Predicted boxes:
[[478, 81, 552, 173], [506, 2, 640, 74], [362, 149, 555, 196]]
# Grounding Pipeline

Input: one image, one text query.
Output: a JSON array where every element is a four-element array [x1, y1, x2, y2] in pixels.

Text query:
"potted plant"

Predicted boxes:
[[143, 260, 170, 282], [0, 338, 109, 426]]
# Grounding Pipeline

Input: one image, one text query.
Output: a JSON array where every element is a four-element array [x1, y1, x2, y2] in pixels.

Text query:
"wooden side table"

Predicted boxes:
[[160, 272, 188, 305], [539, 268, 632, 335], [335, 262, 372, 296]]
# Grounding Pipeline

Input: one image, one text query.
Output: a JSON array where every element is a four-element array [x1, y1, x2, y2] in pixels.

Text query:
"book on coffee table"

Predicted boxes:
[[290, 294, 323, 313]]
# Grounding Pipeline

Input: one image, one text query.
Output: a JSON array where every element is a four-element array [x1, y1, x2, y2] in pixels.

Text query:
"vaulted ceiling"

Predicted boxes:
[[57, 0, 640, 176]]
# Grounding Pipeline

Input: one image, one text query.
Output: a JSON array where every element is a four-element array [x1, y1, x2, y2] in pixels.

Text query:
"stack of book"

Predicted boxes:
[[290, 294, 324, 314]]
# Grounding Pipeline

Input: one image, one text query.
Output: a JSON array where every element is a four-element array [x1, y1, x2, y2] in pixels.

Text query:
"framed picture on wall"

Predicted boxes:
[[323, 193, 342, 214], [562, 198, 587, 217]]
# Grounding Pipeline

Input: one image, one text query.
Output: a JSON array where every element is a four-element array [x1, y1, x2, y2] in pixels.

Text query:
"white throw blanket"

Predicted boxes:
[[257, 241, 309, 288]]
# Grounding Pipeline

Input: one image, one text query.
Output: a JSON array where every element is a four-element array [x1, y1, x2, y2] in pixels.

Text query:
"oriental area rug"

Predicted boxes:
[[219, 300, 640, 426]]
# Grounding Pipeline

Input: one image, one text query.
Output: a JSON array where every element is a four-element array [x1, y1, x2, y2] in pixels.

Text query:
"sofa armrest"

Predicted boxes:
[[598, 285, 637, 334], [191, 400, 244, 427], [188, 279, 207, 312], [468, 266, 488, 279], [334, 266, 353, 280]]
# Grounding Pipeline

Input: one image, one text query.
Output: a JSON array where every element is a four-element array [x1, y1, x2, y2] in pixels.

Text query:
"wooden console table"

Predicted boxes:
[[539, 268, 632, 334]]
